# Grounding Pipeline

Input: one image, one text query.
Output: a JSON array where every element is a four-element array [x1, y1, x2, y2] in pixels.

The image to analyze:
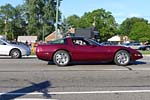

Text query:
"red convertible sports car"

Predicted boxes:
[[36, 37, 143, 66]]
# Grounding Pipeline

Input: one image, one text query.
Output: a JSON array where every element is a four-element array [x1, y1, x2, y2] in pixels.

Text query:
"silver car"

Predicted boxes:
[[0, 38, 31, 58]]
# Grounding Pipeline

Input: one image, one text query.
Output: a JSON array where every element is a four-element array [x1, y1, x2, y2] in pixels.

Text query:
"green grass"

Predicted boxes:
[[31, 51, 35, 55], [138, 50, 150, 55]]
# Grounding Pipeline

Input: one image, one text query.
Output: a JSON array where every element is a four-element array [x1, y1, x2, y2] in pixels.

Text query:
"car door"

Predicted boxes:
[[91, 45, 114, 61], [70, 38, 113, 61], [0, 40, 10, 55], [70, 38, 103, 61]]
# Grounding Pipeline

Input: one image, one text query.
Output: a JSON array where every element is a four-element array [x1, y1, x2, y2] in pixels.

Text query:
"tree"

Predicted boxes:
[[120, 17, 150, 42], [0, 4, 29, 40], [88, 9, 117, 41], [25, 0, 44, 36], [11, 5, 28, 39], [0, 0, 62, 40], [66, 15, 80, 28], [65, 9, 118, 41], [130, 22, 150, 42], [25, 0, 62, 40], [0, 4, 15, 39], [120, 17, 148, 36]]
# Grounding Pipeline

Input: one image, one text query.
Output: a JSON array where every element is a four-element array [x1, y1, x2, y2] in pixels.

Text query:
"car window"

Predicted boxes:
[[0, 40, 6, 45], [87, 39, 101, 46], [72, 39, 90, 46], [48, 38, 66, 44]]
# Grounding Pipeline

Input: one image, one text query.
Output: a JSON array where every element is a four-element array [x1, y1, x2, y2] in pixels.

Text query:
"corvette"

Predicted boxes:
[[36, 37, 143, 66]]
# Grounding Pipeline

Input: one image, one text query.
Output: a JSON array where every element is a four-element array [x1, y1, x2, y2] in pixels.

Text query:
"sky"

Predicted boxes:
[[0, 0, 150, 24]]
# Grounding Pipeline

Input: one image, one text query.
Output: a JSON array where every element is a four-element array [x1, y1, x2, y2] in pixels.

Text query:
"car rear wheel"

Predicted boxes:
[[10, 49, 22, 59], [146, 47, 150, 51], [53, 50, 70, 66], [114, 50, 130, 66]]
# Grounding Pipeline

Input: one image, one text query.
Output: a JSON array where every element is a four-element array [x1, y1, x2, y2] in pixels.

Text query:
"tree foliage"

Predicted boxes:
[[120, 17, 150, 42], [25, 0, 62, 40], [66, 15, 80, 28], [0, 2, 150, 42], [0, 0, 62, 40], [0, 4, 15, 39], [130, 22, 150, 42], [66, 9, 118, 41]]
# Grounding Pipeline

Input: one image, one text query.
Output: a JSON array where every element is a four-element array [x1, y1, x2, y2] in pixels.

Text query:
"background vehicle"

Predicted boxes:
[[100, 42, 115, 46], [138, 45, 150, 51], [36, 37, 143, 66], [122, 42, 142, 50], [0, 39, 31, 58]]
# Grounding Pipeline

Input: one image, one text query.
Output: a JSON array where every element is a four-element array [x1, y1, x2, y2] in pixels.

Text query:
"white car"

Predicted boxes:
[[0, 38, 31, 58]]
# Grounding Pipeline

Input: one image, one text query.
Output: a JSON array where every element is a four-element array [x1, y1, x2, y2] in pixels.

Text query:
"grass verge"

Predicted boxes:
[[138, 50, 150, 55]]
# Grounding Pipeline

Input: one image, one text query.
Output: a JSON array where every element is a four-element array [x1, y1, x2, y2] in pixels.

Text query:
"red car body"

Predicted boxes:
[[36, 37, 143, 66]]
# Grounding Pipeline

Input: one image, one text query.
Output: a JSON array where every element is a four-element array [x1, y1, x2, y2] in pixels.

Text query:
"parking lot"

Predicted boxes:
[[0, 56, 150, 100]]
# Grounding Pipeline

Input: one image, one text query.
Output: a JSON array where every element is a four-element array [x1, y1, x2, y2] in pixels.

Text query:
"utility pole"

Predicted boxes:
[[4, 17, 7, 39], [92, 16, 96, 26], [43, 25, 45, 41], [55, 0, 59, 40]]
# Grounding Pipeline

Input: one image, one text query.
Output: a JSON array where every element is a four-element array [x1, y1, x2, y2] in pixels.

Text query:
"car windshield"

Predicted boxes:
[[0, 39, 11, 44], [87, 39, 101, 46]]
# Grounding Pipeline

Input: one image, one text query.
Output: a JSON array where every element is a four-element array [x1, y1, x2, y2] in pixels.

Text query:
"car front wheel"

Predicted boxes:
[[114, 50, 130, 66], [10, 49, 22, 59], [146, 47, 150, 51], [53, 50, 70, 66]]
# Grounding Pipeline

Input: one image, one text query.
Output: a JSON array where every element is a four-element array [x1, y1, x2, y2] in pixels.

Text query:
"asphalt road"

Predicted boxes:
[[0, 56, 150, 100]]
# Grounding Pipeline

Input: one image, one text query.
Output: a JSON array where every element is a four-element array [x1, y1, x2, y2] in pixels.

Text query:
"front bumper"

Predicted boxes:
[[132, 52, 143, 60], [21, 48, 31, 56]]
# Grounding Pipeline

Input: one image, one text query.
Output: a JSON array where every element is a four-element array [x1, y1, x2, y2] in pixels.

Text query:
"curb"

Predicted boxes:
[[28, 55, 37, 57], [143, 54, 150, 56]]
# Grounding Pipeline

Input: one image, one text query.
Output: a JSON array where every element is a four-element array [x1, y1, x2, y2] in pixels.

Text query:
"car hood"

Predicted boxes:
[[102, 45, 141, 53], [8, 43, 30, 50]]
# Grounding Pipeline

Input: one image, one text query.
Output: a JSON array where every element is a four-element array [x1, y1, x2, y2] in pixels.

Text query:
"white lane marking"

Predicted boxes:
[[48, 90, 150, 94], [13, 98, 58, 100], [1, 90, 150, 95]]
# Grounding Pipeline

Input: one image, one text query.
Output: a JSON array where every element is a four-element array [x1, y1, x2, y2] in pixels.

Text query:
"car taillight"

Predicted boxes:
[[36, 47, 40, 52]]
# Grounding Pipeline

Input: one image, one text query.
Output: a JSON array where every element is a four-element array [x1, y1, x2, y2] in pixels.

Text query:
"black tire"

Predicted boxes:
[[146, 47, 150, 51], [114, 50, 130, 66], [53, 50, 70, 66], [10, 49, 22, 59]]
